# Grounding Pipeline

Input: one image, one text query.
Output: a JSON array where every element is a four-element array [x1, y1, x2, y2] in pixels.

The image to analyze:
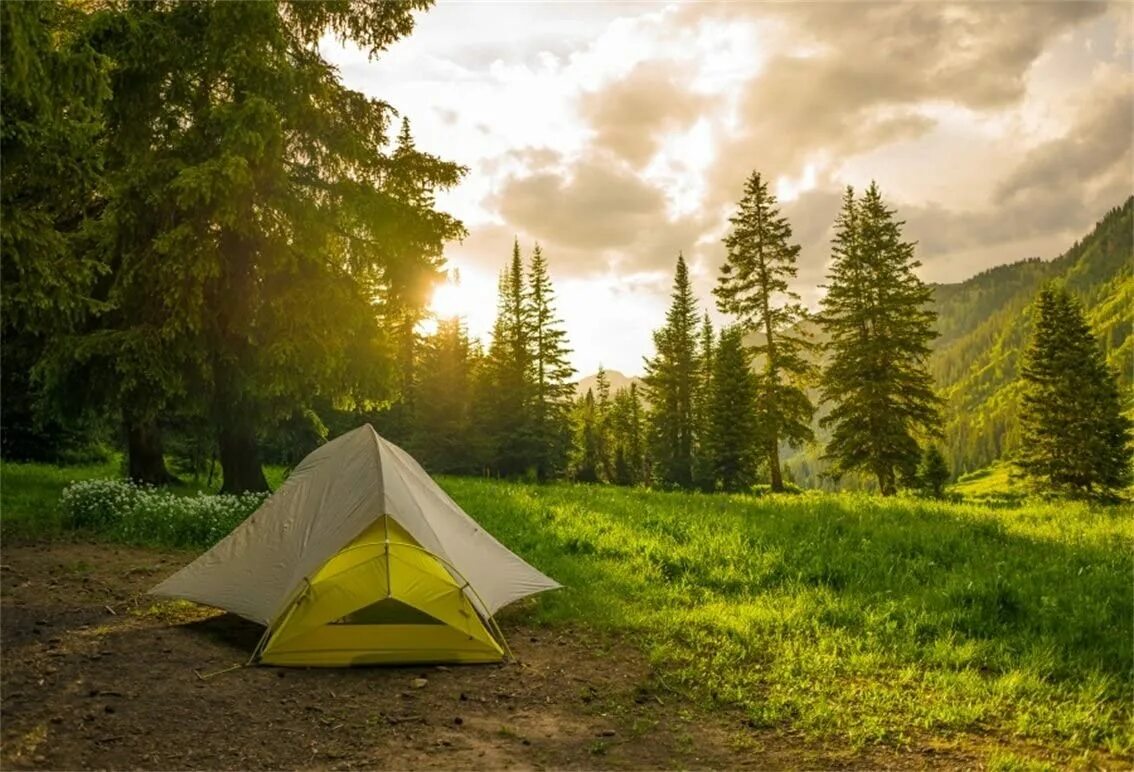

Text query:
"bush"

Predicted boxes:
[[59, 479, 268, 549], [60, 479, 146, 530]]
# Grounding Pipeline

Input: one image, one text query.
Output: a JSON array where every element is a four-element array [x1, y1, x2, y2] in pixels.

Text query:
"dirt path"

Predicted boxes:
[[0, 542, 1048, 770]]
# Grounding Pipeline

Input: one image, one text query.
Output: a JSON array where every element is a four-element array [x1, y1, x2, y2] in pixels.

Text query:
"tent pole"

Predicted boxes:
[[250, 578, 311, 665], [383, 515, 392, 599]]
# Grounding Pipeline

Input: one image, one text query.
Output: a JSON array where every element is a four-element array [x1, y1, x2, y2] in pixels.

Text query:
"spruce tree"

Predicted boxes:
[[819, 183, 942, 495], [692, 314, 716, 490], [703, 326, 760, 491], [413, 317, 479, 474], [609, 383, 649, 486], [643, 253, 701, 488], [918, 446, 950, 499], [609, 386, 632, 486], [569, 389, 601, 483], [478, 244, 535, 476], [593, 366, 613, 482], [1, 1, 108, 334], [43, 1, 463, 491], [1017, 285, 1132, 497], [0, 2, 114, 466], [527, 244, 574, 479], [715, 171, 814, 492], [629, 383, 649, 485]]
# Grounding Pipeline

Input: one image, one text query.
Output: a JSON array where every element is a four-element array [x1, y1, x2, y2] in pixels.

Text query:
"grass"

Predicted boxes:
[[1, 459, 1131, 758], [0, 458, 120, 539], [439, 479, 1133, 755], [953, 461, 1027, 501]]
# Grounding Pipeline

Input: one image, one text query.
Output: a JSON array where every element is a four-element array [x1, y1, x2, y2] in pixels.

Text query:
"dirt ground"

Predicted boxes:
[[0, 542, 1093, 770]]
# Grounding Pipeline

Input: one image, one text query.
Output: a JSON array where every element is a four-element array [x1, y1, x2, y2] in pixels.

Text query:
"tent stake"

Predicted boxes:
[[194, 663, 244, 680]]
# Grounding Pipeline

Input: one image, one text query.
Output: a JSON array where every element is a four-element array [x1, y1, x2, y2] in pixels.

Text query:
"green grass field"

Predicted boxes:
[[952, 461, 1028, 501], [2, 460, 1131, 759]]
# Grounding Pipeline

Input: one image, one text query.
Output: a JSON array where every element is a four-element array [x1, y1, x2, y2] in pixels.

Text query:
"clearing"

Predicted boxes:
[[0, 541, 1055, 770]]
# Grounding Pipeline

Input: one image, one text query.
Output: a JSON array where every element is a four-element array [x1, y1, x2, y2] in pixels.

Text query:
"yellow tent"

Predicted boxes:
[[151, 426, 560, 666]]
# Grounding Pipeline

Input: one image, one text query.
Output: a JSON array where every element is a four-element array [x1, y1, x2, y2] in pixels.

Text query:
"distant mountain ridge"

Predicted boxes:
[[574, 369, 642, 398]]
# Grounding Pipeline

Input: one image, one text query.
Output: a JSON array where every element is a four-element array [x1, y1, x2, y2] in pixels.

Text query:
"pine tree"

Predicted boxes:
[[478, 244, 535, 476], [1016, 285, 1132, 497], [593, 365, 614, 482], [608, 383, 649, 486], [918, 446, 950, 499], [413, 317, 479, 474], [819, 183, 942, 495], [643, 253, 701, 488], [569, 389, 601, 483], [715, 171, 815, 492], [692, 314, 716, 491], [527, 243, 575, 480], [703, 326, 760, 491]]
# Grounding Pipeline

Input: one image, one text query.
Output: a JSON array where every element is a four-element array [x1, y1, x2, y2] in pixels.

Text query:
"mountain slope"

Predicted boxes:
[[932, 196, 1133, 475]]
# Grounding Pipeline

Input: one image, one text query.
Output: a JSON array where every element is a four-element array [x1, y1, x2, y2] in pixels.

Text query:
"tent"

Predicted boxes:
[[150, 425, 560, 666]]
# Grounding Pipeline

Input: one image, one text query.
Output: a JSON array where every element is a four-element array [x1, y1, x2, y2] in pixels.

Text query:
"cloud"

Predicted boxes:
[[699, 1, 1109, 204], [433, 107, 458, 126], [579, 60, 717, 168], [489, 151, 713, 275], [898, 74, 1133, 276], [496, 155, 664, 249], [995, 81, 1133, 205]]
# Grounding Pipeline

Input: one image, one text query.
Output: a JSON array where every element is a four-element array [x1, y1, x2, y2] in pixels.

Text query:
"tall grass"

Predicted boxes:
[[440, 479, 1133, 753]]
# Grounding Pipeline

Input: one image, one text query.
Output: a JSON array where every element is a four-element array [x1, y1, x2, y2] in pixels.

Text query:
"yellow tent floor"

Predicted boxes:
[[260, 516, 504, 666]]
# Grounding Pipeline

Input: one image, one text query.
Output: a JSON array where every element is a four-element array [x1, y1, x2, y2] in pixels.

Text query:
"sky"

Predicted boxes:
[[324, 1, 1133, 377]]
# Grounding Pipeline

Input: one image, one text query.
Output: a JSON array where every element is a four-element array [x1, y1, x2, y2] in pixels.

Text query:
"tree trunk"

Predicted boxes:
[[768, 433, 784, 492], [212, 227, 269, 495], [218, 416, 269, 494], [125, 415, 177, 486], [877, 467, 896, 496]]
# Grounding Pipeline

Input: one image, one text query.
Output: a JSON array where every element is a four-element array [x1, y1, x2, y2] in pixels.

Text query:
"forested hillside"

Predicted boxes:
[[932, 197, 1132, 475]]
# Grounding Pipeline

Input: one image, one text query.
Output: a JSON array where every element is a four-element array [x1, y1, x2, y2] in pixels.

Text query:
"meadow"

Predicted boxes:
[[2, 460, 1131, 760]]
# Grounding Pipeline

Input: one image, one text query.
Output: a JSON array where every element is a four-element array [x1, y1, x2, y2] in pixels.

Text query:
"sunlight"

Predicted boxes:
[[424, 266, 498, 341], [429, 280, 467, 320]]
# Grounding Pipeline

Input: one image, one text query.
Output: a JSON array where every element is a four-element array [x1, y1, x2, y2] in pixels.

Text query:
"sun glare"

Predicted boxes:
[[429, 281, 467, 320]]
